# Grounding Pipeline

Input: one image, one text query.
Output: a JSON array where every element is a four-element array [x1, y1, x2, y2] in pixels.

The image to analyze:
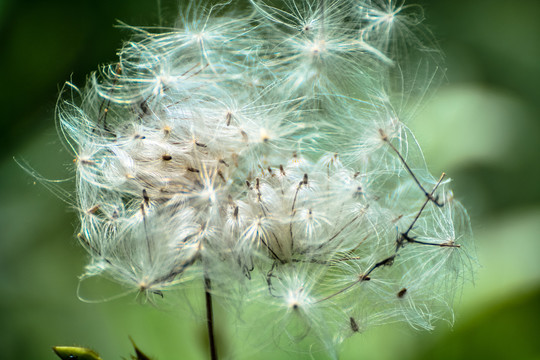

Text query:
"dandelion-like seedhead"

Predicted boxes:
[[56, 0, 474, 357]]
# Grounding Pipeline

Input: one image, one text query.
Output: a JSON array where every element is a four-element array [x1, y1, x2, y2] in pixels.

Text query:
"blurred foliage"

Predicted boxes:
[[1, 0, 539, 359]]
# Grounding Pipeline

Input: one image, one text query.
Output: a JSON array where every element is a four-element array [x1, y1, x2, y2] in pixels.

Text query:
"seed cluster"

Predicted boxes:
[[58, 0, 474, 357]]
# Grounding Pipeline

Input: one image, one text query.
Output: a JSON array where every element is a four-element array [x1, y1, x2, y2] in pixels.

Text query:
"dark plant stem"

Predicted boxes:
[[204, 274, 218, 360]]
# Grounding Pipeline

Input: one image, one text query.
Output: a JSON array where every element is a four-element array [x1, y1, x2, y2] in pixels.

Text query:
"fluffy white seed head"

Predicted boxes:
[[55, 0, 475, 357]]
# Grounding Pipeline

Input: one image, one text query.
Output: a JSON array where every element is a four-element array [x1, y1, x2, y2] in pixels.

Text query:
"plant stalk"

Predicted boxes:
[[204, 274, 218, 360]]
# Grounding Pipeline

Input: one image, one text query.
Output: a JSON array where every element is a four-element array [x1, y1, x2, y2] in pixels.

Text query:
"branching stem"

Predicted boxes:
[[379, 129, 444, 207]]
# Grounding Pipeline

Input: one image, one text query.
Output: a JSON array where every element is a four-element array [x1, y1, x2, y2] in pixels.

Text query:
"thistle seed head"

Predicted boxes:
[[55, 0, 475, 357]]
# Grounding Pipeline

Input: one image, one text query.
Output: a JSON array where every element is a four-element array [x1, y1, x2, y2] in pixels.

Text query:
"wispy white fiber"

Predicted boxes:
[[54, 0, 475, 357]]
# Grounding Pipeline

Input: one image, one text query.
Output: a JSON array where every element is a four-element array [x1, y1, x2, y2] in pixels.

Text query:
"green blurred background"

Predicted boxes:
[[1, 0, 539, 359]]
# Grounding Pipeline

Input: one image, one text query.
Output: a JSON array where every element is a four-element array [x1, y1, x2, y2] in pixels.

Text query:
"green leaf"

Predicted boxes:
[[52, 346, 103, 360]]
